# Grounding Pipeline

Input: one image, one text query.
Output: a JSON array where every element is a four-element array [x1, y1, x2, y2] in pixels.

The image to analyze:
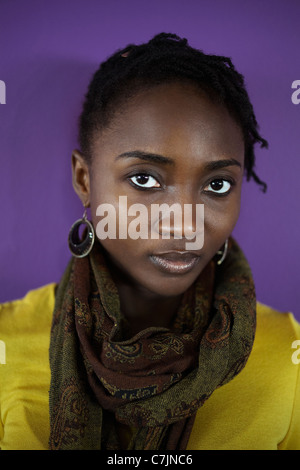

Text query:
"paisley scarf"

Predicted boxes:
[[49, 237, 256, 450]]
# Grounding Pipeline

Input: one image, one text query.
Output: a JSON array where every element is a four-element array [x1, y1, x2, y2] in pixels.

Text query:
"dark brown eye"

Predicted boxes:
[[206, 179, 232, 194], [129, 174, 160, 189], [136, 175, 150, 185]]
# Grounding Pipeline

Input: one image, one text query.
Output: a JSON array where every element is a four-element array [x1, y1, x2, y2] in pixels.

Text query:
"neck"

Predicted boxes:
[[118, 282, 183, 335], [105, 255, 183, 338]]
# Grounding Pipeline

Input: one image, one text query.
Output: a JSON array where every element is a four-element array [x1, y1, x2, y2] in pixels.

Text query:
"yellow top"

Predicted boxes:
[[0, 283, 299, 450]]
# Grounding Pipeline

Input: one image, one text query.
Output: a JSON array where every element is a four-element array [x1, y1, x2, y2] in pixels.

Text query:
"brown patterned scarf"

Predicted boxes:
[[49, 237, 256, 450]]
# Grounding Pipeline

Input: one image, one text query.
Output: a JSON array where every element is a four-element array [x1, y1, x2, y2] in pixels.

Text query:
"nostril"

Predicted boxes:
[[150, 203, 183, 239], [150, 203, 204, 241]]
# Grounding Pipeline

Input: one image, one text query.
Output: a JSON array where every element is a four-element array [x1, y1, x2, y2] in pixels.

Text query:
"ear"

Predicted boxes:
[[71, 150, 91, 207]]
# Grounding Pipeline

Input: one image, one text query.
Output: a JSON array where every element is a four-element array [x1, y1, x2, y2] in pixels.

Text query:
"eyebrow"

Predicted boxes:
[[115, 150, 242, 170], [115, 150, 174, 165], [204, 158, 242, 171]]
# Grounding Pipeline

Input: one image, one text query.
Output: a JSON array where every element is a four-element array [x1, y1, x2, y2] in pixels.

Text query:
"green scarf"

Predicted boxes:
[[49, 237, 256, 450]]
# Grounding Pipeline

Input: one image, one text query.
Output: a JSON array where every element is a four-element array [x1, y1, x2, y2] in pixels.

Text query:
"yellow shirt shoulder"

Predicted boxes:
[[0, 284, 55, 450], [0, 284, 299, 450], [187, 302, 300, 450]]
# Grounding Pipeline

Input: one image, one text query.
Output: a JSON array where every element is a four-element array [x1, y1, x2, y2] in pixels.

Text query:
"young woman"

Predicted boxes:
[[0, 33, 299, 450]]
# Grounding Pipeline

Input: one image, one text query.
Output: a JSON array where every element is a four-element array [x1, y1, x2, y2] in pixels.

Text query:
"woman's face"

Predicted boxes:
[[73, 82, 245, 297]]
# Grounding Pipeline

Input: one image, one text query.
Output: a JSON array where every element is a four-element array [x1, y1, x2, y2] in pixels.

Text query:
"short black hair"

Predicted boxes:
[[79, 32, 268, 192]]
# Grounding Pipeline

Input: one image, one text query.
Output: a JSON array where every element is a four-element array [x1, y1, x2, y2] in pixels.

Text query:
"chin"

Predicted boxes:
[[138, 271, 202, 298]]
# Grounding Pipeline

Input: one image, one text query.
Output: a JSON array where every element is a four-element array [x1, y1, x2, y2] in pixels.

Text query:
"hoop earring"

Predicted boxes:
[[68, 207, 95, 258], [216, 239, 228, 265]]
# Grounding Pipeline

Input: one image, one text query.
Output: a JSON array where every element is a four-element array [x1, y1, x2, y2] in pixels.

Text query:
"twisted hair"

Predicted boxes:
[[79, 33, 268, 191]]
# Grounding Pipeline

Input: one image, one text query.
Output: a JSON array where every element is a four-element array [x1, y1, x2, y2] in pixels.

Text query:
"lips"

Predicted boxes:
[[149, 251, 201, 274]]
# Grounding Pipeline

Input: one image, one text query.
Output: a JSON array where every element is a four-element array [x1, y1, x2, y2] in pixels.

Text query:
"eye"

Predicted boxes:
[[205, 179, 233, 195], [129, 173, 161, 189]]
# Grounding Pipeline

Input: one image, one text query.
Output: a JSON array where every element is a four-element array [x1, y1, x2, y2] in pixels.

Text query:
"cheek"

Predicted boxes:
[[90, 192, 149, 265], [89, 183, 119, 233], [204, 197, 241, 241], [98, 237, 134, 259], [98, 237, 151, 287]]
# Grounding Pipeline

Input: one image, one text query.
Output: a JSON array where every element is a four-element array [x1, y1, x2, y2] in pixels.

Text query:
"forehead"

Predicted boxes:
[[92, 82, 244, 165]]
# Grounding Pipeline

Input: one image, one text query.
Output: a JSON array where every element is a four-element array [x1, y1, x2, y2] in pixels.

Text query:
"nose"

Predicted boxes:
[[150, 192, 204, 241]]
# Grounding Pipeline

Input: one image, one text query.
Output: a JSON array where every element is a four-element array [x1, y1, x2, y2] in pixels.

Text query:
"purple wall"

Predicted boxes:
[[1, 0, 299, 320]]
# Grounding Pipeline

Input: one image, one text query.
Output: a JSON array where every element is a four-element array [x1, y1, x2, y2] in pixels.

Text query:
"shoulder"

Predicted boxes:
[[0, 284, 56, 449], [188, 301, 300, 450], [253, 301, 300, 373], [251, 301, 300, 449], [255, 301, 300, 348], [0, 283, 57, 332], [0, 283, 57, 367]]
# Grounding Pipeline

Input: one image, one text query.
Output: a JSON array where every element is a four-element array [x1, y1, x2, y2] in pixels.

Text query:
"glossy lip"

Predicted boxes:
[[149, 251, 201, 274]]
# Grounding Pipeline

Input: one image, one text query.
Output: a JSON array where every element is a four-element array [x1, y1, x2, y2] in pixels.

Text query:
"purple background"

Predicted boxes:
[[1, 0, 299, 320]]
